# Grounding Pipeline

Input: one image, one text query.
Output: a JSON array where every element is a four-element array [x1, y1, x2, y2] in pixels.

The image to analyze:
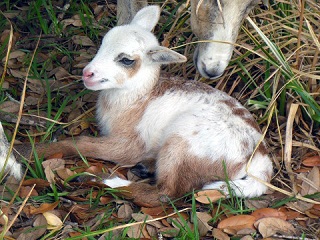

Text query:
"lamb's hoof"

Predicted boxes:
[[130, 160, 155, 179]]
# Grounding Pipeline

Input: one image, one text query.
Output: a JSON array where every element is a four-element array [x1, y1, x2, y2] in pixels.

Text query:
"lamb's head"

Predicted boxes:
[[82, 6, 186, 91]]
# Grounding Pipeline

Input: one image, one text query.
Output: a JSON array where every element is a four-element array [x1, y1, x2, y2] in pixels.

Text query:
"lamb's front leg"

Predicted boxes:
[[14, 135, 146, 165]]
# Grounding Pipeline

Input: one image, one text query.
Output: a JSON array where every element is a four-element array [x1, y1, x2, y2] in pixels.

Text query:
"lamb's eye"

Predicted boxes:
[[119, 57, 135, 66]]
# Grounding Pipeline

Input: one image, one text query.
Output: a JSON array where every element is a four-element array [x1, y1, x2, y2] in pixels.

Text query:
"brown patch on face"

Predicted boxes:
[[155, 135, 246, 198], [126, 55, 141, 79]]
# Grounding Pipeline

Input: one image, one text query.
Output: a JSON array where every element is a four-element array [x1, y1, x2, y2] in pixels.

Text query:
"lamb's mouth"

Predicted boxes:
[[100, 78, 109, 83]]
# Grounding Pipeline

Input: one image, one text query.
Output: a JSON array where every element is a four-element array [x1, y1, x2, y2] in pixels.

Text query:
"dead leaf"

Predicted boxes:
[[117, 203, 133, 221], [195, 190, 225, 204], [141, 206, 171, 217], [236, 228, 256, 235], [28, 201, 60, 215], [19, 186, 38, 198], [72, 35, 95, 46], [126, 223, 143, 238], [22, 178, 50, 191], [254, 217, 296, 238], [0, 101, 20, 113], [300, 167, 320, 195], [251, 208, 287, 220], [212, 228, 230, 240], [278, 207, 302, 220], [43, 211, 63, 230], [159, 227, 180, 237], [56, 168, 76, 180], [9, 69, 27, 78], [7, 50, 26, 60], [196, 212, 213, 236], [302, 155, 320, 167], [217, 215, 256, 232], [42, 158, 66, 184], [0, 176, 20, 199], [240, 235, 254, 240]]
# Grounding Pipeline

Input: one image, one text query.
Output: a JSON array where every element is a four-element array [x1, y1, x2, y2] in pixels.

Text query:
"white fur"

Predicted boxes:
[[0, 123, 22, 180], [103, 176, 132, 188], [203, 153, 273, 197]]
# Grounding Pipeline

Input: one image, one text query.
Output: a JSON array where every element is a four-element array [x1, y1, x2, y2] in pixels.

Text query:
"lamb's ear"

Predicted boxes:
[[130, 5, 160, 31], [148, 46, 187, 64]]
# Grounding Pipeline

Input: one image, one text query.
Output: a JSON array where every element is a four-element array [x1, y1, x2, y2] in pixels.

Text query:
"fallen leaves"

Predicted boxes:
[[217, 215, 256, 233], [43, 211, 63, 230], [194, 189, 225, 204], [254, 217, 296, 238]]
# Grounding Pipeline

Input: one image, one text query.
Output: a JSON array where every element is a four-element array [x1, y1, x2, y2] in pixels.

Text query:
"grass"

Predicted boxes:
[[0, 0, 319, 239]]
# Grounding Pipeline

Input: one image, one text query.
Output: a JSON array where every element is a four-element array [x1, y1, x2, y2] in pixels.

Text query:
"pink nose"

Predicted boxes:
[[82, 69, 94, 81]]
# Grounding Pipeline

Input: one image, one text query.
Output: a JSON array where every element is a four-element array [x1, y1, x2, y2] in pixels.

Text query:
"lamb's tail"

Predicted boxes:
[[203, 152, 273, 198]]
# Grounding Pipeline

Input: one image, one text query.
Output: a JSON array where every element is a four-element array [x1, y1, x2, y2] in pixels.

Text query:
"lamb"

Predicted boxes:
[[11, 5, 273, 206]]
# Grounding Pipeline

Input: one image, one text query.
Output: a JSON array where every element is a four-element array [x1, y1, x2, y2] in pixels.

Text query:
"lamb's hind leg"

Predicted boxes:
[[104, 135, 215, 206]]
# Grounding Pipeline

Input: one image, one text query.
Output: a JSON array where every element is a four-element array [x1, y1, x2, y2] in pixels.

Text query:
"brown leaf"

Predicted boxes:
[[69, 231, 88, 239], [0, 101, 20, 113], [131, 213, 163, 228], [217, 215, 256, 232], [240, 235, 254, 240], [99, 196, 114, 204], [42, 158, 66, 170], [19, 186, 38, 198], [196, 212, 213, 236], [278, 207, 302, 220], [254, 217, 296, 238], [126, 223, 143, 238], [251, 208, 287, 221], [302, 155, 320, 167], [7, 50, 26, 60], [9, 69, 26, 78], [212, 228, 230, 240], [22, 178, 50, 191], [0, 176, 20, 199], [72, 35, 95, 46], [56, 168, 76, 181], [159, 227, 180, 237], [195, 190, 225, 204], [29, 201, 60, 215], [141, 206, 170, 217], [47, 152, 64, 159], [300, 167, 319, 195], [42, 158, 66, 184], [117, 203, 133, 221]]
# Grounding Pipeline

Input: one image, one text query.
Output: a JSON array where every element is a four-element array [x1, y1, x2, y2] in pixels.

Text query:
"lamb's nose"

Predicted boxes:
[[82, 69, 94, 81]]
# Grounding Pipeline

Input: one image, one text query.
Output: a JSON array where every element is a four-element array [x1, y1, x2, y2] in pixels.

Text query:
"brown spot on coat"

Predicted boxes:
[[155, 135, 246, 198], [219, 99, 261, 133]]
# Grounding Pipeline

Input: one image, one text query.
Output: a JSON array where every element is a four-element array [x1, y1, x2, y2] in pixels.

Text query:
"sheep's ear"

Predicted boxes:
[[148, 46, 187, 64], [130, 5, 160, 31]]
